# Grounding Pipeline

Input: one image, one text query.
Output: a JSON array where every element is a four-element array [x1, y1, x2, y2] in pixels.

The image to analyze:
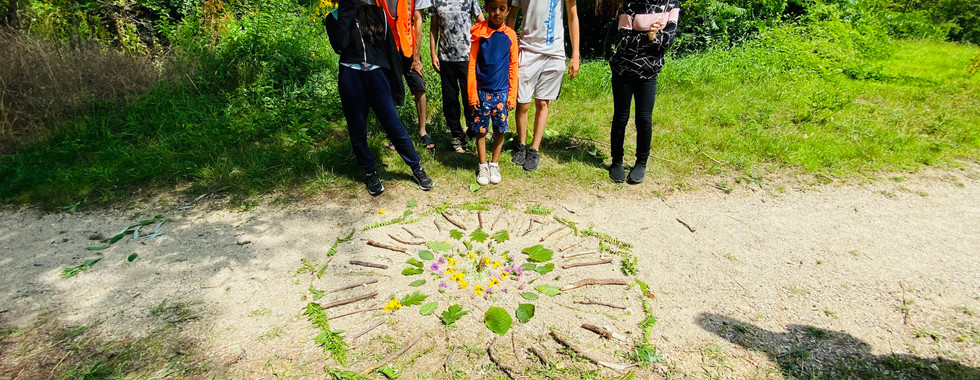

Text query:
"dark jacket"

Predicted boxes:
[[331, 0, 406, 106]]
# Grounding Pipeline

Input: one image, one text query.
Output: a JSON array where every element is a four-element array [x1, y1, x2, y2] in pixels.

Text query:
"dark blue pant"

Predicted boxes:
[[338, 65, 422, 174], [611, 72, 658, 166], [438, 60, 469, 141]]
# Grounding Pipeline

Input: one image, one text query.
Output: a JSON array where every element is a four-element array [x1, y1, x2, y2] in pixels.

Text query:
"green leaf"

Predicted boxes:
[[520, 292, 539, 300], [523, 245, 553, 262], [86, 245, 110, 251], [449, 230, 463, 240], [418, 250, 434, 260], [403, 210, 413, 217], [407, 200, 418, 208], [138, 219, 156, 226], [535, 284, 561, 296], [109, 232, 127, 245], [521, 263, 537, 271], [406, 258, 424, 268], [426, 241, 452, 252], [463, 240, 473, 251], [409, 279, 426, 287], [533, 263, 555, 275], [441, 304, 468, 326], [469, 183, 481, 193], [516, 304, 535, 323], [492, 230, 510, 243], [419, 302, 438, 316], [309, 285, 326, 301], [127, 253, 137, 262], [484, 307, 513, 336], [469, 228, 489, 243], [400, 291, 428, 306], [401, 267, 424, 275]]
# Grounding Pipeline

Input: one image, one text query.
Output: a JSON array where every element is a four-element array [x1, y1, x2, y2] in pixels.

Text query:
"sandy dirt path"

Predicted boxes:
[[1, 169, 978, 378]]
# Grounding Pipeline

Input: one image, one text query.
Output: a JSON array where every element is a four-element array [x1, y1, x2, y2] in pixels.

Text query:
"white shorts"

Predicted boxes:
[[517, 50, 565, 104]]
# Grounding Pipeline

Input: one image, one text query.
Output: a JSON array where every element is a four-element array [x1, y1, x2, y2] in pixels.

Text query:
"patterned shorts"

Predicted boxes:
[[467, 90, 509, 134]]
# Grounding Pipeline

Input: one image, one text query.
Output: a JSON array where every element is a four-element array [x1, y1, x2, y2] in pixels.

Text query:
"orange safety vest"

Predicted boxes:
[[375, 0, 416, 58]]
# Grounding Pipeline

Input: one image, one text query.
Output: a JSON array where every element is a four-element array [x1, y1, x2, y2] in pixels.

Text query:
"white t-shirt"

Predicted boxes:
[[510, 0, 567, 57]]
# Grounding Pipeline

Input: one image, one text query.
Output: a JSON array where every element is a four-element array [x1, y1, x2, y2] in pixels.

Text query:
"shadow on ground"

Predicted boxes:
[[697, 312, 980, 379]]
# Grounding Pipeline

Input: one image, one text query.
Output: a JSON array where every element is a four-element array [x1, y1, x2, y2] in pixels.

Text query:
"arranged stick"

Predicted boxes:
[[366, 239, 408, 254], [560, 278, 629, 291], [529, 344, 553, 364], [574, 299, 626, 310], [349, 260, 388, 269], [330, 306, 382, 320], [676, 218, 696, 233], [521, 219, 534, 237], [539, 226, 566, 242], [321, 291, 378, 309], [359, 332, 424, 375], [402, 227, 423, 239], [549, 331, 633, 371], [348, 319, 385, 343], [443, 346, 456, 373], [531, 218, 544, 225], [478, 211, 484, 229], [327, 278, 379, 294], [433, 220, 443, 232], [581, 323, 628, 342], [558, 238, 587, 252], [562, 249, 597, 259], [561, 258, 613, 269], [487, 337, 519, 379], [388, 234, 425, 245], [491, 211, 506, 230], [442, 212, 467, 230]]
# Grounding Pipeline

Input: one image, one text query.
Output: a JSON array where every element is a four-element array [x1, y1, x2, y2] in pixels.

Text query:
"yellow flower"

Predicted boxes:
[[383, 299, 402, 311], [474, 288, 483, 295], [447, 258, 457, 266], [481, 257, 491, 265], [378, 209, 386, 214], [492, 261, 501, 268], [502, 253, 509, 260], [489, 277, 500, 287], [445, 268, 455, 275], [460, 281, 469, 289], [468, 252, 476, 259], [500, 272, 509, 279]]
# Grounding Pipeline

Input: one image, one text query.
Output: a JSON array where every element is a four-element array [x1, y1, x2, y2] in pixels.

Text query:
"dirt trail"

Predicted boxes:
[[1, 168, 978, 378]]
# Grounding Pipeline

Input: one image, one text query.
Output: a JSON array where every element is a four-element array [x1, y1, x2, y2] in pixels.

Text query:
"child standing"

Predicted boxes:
[[429, 0, 485, 153], [467, 0, 518, 185]]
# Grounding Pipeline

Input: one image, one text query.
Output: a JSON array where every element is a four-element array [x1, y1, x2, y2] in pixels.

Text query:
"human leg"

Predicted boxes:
[[609, 73, 633, 183], [628, 76, 658, 184], [511, 102, 530, 165], [439, 61, 467, 147], [338, 66, 375, 174], [365, 69, 423, 172]]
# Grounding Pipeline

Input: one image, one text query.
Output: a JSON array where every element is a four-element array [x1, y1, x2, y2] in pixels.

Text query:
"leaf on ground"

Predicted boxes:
[[418, 250, 434, 260], [401, 267, 424, 276], [520, 292, 539, 300], [86, 245, 110, 251], [469, 183, 481, 193], [407, 200, 418, 208], [492, 230, 509, 243], [449, 230, 463, 240], [522, 245, 554, 262], [127, 253, 137, 262], [400, 291, 428, 306], [533, 263, 554, 275], [109, 232, 127, 245], [535, 284, 561, 296], [441, 304, 467, 326], [484, 306, 512, 336], [469, 228, 489, 243], [426, 241, 452, 252], [419, 302, 438, 316], [406, 258, 424, 268], [409, 279, 426, 287], [516, 304, 535, 323]]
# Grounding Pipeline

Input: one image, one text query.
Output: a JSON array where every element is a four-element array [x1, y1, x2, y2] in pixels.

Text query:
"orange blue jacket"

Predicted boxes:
[[467, 21, 519, 110]]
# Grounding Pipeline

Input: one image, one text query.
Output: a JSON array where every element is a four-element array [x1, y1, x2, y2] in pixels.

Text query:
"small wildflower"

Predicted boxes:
[[502, 253, 509, 260], [438, 257, 447, 264], [468, 252, 476, 259], [492, 261, 501, 268], [383, 299, 402, 311], [556, 362, 565, 369], [378, 209, 386, 214], [500, 272, 509, 279], [430, 262, 440, 272], [445, 268, 455, 275], [460, 281, 469, 289], [481, 257, 491, 266], [625, 307, 633, 315], [519, 283, 526, 290], [447, 258, 457, 266]]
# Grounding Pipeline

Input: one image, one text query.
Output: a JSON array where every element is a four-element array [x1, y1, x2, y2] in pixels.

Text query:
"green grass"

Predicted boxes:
[[1, 20, 978, 209]]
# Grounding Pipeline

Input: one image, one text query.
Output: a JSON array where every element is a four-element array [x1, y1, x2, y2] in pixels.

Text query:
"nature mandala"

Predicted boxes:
[[303, 201, 658, 378]]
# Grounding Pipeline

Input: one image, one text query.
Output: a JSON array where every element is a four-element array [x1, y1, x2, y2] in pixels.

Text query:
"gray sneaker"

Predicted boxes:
[[511, 144, 526, 165], [522, 148, 539, 171]]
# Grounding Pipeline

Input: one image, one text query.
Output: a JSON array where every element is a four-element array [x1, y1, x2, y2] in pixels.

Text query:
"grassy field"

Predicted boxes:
[[0, 34, 978, 209]]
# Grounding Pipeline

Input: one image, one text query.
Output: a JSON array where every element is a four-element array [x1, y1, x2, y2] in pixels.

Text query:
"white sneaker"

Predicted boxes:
[[488, 162, 501, 184], [476, 163, 490, 185]]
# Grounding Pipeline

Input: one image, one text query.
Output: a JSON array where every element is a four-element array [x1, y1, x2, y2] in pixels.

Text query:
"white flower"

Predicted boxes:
[[625, 308, 633, 315]]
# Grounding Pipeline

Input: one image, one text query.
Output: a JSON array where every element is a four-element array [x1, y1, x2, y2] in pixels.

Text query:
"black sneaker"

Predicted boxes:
[[412, 167, 434, 191], [511, 144, 526, 165], [627, 164, 646, 184], [609, 162, 625, 183], [522, 148, 539, 171], [365, 172, 384, 196], [451, 137, 466, 153]]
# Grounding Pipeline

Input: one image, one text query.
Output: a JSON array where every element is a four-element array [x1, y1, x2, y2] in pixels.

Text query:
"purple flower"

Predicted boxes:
[[517, 267, 524, 276], [439, 282, 449, 290], [430, 262, 441, 272], [438, 257, 447, 264]]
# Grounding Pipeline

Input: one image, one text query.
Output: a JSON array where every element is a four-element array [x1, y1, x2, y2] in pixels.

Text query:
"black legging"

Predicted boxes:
[[610, 72, 658, 166]]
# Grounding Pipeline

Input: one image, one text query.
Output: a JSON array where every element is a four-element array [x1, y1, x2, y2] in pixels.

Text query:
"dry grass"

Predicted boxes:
[[0, 28, 160, 153]]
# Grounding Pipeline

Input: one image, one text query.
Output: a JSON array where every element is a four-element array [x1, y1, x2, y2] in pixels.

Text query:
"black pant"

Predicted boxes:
[[438, 60, 469, 141], [610, 72, 658, 166], [338, 65, 422, 174]]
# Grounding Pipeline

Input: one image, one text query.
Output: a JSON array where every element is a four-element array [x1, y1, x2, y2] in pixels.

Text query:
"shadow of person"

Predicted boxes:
[[696, 313, 980, 379]]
